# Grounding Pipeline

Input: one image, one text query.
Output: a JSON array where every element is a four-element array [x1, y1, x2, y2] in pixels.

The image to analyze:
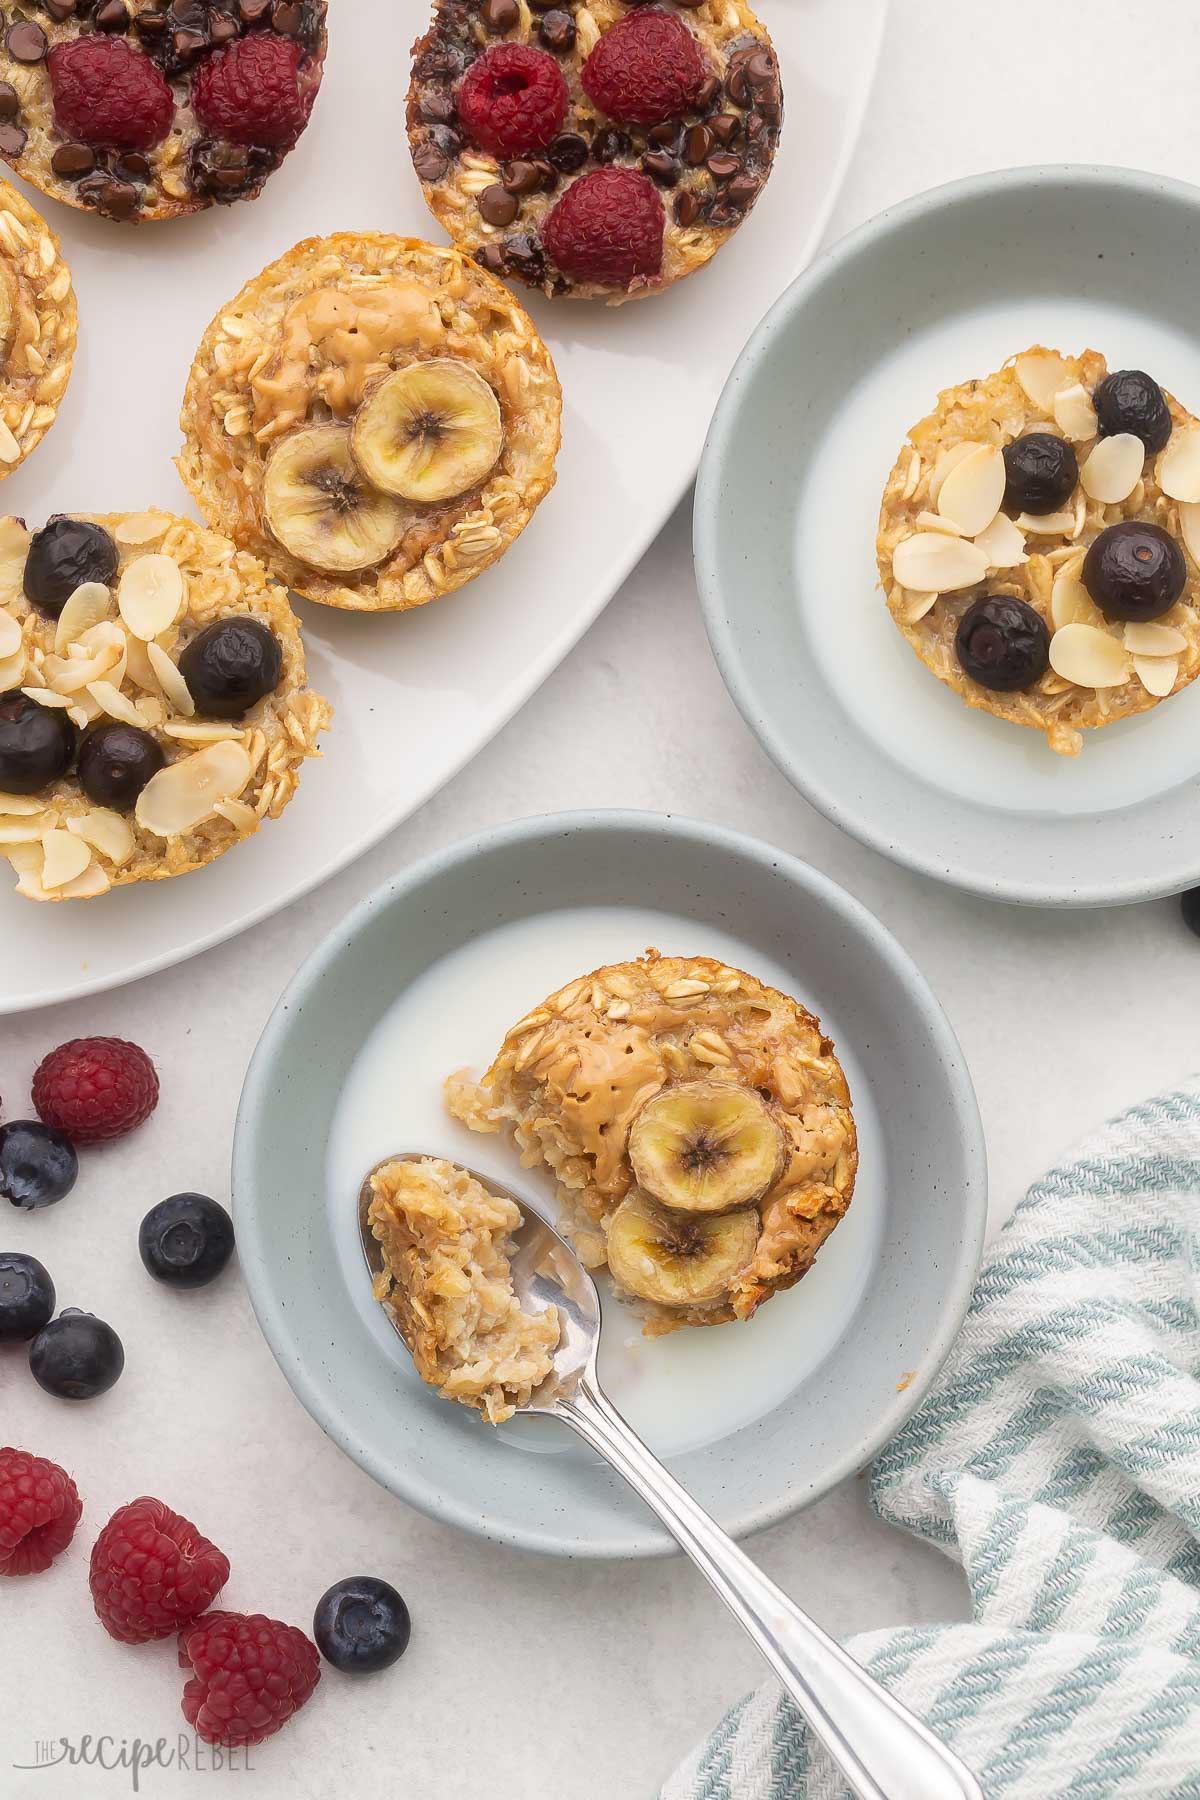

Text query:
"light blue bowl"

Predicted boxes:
[[233, 811, 986, 1557]]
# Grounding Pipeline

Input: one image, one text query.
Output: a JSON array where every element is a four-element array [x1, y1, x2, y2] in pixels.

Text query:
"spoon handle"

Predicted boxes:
[[559, 1379, 982, 1800]]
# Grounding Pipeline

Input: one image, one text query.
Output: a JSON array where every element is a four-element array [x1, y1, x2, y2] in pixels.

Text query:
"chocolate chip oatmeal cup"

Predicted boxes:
[[177, 232, 562, 612], [0, 178, 75, 478], [447, 951, 857, 1336], [408, 0, 782, 303], [877, 347, 1200, 757], [0, 509, 331, 901], [0, 1, 327, 223]]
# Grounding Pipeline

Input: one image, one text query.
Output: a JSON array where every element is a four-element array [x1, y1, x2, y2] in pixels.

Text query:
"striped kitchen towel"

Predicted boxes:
[[662, 1083, 1200, 1799]]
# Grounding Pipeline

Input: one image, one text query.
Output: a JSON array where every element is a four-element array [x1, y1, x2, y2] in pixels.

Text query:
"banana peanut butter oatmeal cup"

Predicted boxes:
[[0, 179, 75, 478], [408, 0, 782, 303], [367, 1157, 560, 1424], [0, 1, 327, 223], [178, 233, 562, 612], [446, 951, 857, 1335], [878, 347, 1200, 757], [0, 508, 330, 901]]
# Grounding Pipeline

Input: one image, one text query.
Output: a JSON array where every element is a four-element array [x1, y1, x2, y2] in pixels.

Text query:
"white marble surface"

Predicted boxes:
[[6, 2, 1200, 1794]]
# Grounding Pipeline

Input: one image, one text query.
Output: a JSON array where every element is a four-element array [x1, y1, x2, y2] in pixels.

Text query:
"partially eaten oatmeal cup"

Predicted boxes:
[[447, 951, 857, 1335], [367, 1156, 559, 1424], [178, 232, 562, 612], [0, 509, 330, 901], [877, 347, 1200, 756]]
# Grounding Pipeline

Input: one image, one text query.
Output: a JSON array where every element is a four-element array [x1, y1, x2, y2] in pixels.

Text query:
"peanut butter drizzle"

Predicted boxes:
[[250, 282, 445, 438], [542, 1026, 664, 1194]]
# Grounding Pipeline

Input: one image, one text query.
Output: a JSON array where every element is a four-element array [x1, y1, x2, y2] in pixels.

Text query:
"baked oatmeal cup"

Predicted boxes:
[[408, 0, 782, 302], [0, 179, 75, 480], [177, 233, 562, 612], [0, 1, 327, 223], [877, 347, 1200, 757], [0, 508, 330, 901], [367, 1156, 559, 1424], [447, 950, 857, 1335]]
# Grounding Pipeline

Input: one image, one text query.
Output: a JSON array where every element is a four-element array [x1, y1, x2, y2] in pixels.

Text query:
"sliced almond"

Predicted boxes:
[[1015, 509, 1077, 535], [0, 813, 53, 843], [54, 582, 112, 655], [0, 648, 24, 689], [1016, 351, 1070, 412], [1133, 653, 1179, 697], [892, 533, 988, 593], [124, 631, 160, 694], [1051, 566, 1103, 630], [161, 719, 245, 744], [146, 641, 194, 717], [0, 606, 21, 659], [136, 695, 166, 729], [1124, 621, 1188, 655], [1052, 382, 1099, 442], [40, 827, 92, 890], [213, 797, 259, 831], [66, 808, 135, 867], [115, 511, 172, 548], [0, 792, 49, 816], [21, 683, 71, 708], [118, 554, 185, 642], [1079, 432, 1144, 504], [900, 590, 939, 624], [1159, 424, 1200, 503], [0, 516, 30, 599], [914, 510, 963, 536], [1178, 499, 1200, 570], [44, 622, 126, 695], [973, 513, 1027, 569], [1049, 623, 1132, 688], [6, 840, 45, 898], [929, 441, 984, 507], [135, 741, 252, 838], [936, 443, 1005, 537], [87, 679, 146, 729]]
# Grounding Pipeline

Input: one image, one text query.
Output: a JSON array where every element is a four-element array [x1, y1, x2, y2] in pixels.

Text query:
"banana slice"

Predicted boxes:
[[605, 1191, 759, 1308], [351, 359, 503, 504], [262, 425, 408, 573], [628, 1080, 785, 1214]]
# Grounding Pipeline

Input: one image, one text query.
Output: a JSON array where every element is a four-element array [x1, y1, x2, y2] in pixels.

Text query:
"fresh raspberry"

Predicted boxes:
[[192, 35, 312, 149], [581, 9, 708, 126], [179, 1612, 321, 1748], [48, 37, 174, 151], [32, 1037, 159, 1146], [542, 167, 664, 289], [457, 44, 568, 159], [0, 1447, 82, 1577], [90, 1497, 231, 1644]]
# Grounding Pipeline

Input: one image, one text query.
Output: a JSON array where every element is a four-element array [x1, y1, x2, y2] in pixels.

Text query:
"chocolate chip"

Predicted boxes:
[[172, 26, 207, 60], [481, 0, 518, 29], [209, 11, 241, 42], [682, 123, 711, 164], [52, 143, 97, 176], [272, 2, 304, 31], [706, 151, 740, 181], [647, 122, 680, 149], [725, 172, 758, 209], [538, 8, 574, 50], [474, 243, 507, 275], [745, 111, 767, 144], [546, 131, 587, 172], [592, 126, 630, 163], [694, 74, 720, 112], [502, 158, 543, 195], [79, 175, 139, 219], [0, 122, 27, 157], [95, 0, 130, 28], [239, 0, 272, 18], [115, 151, 151, 180], [6, 21, 48, 62], [707, 200, 740, 228], [529, 157, 556, 188], [420, 91, 456, 124], [755, 89, 782, 125], [133, 10, 168, 35], [428, 122, 463, 157], [412, 144, 449, 182], [744, 47, 775, 87], [503, 232, 545, 282], [674, 189, 702, 226], [642, 150, 679, 187], [45, 0, 77, 19], [478, 182, 518, 226], [708, 112, 740, 146], [726, 67, 749, 108], [0, 84, 18, 122]]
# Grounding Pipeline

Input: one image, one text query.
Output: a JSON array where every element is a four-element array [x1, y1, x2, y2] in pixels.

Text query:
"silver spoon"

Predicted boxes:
[[359, 1158, 982, 1800]]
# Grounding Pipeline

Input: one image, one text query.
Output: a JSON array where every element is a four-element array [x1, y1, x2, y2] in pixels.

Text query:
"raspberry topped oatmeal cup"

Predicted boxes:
[[0, 1, 327, 222], [407, 0, 783, 302], [178, 232, 562, 612], [877, 347, 1200, 756], [0, 508, 330, 901], [447, 950, 857, 1335]]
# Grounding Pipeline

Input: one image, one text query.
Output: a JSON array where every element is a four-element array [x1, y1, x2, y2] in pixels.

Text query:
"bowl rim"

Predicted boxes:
[[694, 161, 1200, 907], [233, 808, 987, 1556]]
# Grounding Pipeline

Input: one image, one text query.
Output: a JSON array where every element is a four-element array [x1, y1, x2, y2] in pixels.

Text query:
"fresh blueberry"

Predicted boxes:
[[955, 595, 1050, 692], [23, 518, 118, 619], [29, 1308, 124, 1399], [1083, 521, 1186, 623], [313, 1576, 412, 1674], [0, 1120, 78, 1210], [138, 1193, 234, 1289], [1094, 369, 1172, 454], [178, 618, 283, 720], [1002, 432, 1078, 515], [0, 1251, 55, 1341], [0, 690, 77, 795]]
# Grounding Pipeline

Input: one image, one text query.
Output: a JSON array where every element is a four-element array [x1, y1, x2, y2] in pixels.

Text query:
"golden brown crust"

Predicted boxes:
[[877, 346, 1200, 757], [177, 232, 562, 612], [0, 179, 75, 478], [446, 950, 857, 1334]]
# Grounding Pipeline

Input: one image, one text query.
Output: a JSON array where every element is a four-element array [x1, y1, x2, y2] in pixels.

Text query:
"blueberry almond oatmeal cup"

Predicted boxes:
[[0, 509, 330, 900], [0, 0, 327, 222], [407, 0, 782, 302], [877, 347, 1200, 756]]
